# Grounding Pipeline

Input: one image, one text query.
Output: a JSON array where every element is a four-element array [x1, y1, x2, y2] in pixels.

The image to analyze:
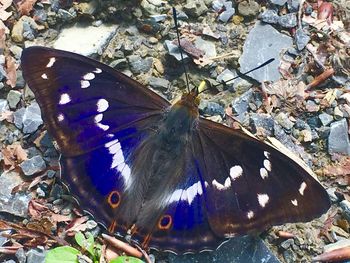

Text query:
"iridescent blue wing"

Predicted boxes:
[[194, 118, 330, 237], [21, 46, 169, 156], [21, 46, 170, 236]]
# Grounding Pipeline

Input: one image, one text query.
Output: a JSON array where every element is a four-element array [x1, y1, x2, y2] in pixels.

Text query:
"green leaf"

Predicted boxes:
[[45, 246, 80, 263], [74, 232, 95, 256], [109, 256, 144, 263]]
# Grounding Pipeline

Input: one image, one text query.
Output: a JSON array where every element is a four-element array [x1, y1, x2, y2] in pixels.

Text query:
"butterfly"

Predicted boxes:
[[21, 46, 330, 254]]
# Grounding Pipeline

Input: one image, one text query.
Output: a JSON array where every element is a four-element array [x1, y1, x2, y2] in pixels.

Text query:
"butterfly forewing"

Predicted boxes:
[[21, 47, 169, 156]]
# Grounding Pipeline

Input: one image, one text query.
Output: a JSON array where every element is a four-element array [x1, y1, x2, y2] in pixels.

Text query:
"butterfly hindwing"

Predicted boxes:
[[195, 118, 330, 237]]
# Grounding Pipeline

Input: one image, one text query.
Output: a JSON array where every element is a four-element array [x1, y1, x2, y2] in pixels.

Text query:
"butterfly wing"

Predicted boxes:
[[194, 118, 330, 237], [21, 46, 170, 236], [21, 46, 170, 156]]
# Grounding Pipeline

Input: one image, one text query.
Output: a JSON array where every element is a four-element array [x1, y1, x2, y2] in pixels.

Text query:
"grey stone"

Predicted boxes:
[[165, 40, 189, 62], [127, 55, 153, 74], [2, 260, 16, 263], [340, 200, 350, 222], [15, 247, 26, 263], [219, 5, 235, 22], [278, 13, 297, 28], [149, 77, 170, 90], [53, 23, 118, 56], [150, 14, 167, 22], [239, 22, 293, 82], [109, 58, 128, 69], [216, 69, 237, 86], [287, 0, 300, 12], [260, 10, 280, 24], [9, 45, 23, 59], [238, 0, 260, 17], [326, 187, 339, 203], [199, 100, 224, 116], [183, 1, 208, 18], [7, 90, 22, 109], [250, 113, 275, 136], [195, 37, 217, 58], [169, 236, 280, 263], [0, 171, 31, 217], [275, 112, 294, 130], [57, 8, 77, 22], [0, 99, 8, 114], [231, 89, 254, 122], [269, 0, 287, 6], [319, 113, 333, 126], [328, 119, 350, 155], [26, 248, 46, 263], [20, 155, 47, 176], [295, 28, 310, 50], [13, 102, 43, 134]]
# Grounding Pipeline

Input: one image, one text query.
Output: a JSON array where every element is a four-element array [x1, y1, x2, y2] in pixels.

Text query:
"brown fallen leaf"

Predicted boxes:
[[172, 38, 205, 59], [15, 0, 37, 15], [5, 55, 17, 88], [2, 143, 28, 170], [65, 215, 89, 235], [323, 157, 350, 176]]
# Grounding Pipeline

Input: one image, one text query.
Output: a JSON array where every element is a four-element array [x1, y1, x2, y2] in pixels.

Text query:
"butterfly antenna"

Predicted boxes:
[[172, 7, 190, 93], [198, 58, 275, 94]]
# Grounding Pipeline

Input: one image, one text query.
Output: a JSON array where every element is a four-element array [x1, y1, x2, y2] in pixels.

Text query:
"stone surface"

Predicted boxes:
[[127, 55, 153, 74], [278, 13, 297, 28], [275, 112, 294, 130], [7, 90, 22, 109], [319, 112, 333, 126], [328, 118, 350, 155], [231, 89, 254, 122], [149, 77, 170, 90], [199, 100, 224, 116], [183, 1, 208, 18], [169, 236, 280, 263], [239, 22, 292, 82], [0, 171, 31, 217], [238, 0, 260, 17], [13, 102, 43, 134], [165, 40, 189, 61], [295, 28, 310, 50], [20, 155, 47, 176], [260, 10, 279, 24], [250, 113, 275, 136], [26, 248, 46, 263], [53, 23, 118, 56], [0, 99, 8, 114]]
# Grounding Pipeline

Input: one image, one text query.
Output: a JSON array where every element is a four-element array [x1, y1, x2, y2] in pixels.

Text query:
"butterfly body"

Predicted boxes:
[[21, 46, 330, 254]]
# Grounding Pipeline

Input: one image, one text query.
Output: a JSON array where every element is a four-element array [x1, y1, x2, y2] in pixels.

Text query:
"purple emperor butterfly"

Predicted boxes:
[[21, 46, 330, 254]]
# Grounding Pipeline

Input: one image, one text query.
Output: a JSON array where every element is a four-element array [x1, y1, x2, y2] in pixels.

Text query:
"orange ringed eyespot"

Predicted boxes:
[[158, 214, 172, 230], [108, 190, 121, 208]]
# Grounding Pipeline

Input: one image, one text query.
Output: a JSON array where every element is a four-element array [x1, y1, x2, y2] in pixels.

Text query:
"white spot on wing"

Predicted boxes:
[[41, 73, 48, 79], [247, 210, 254, 219], [264, 151, 270, 159], [94, 113, 109, 131], [81, 80, 90, 88], [94, 68, 102, 73], [57, 113, 64, 121], [83, 72, 95, 80], [291, 199, 298, 206], [97, 99, 109, 113], [105, 139, 118, 148], [167, 181, 204, 205], [257, 193, 269, 208], [230, 165, 243, 180], [212, 177, 231, 191], [46, 57, 56, 68], [299, 182, 307, 195], [260, 168, 268, 179], [59, 93, 71, 105], [263, 159, 271, 172], [94, 114, 103, 123]]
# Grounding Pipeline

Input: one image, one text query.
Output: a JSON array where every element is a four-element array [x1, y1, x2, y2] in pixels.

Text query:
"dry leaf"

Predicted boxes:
[[323, 157, 350, 176], [5, 55, 17, 88], [2, 143, 28, 169], [16, 0, 37, 16]]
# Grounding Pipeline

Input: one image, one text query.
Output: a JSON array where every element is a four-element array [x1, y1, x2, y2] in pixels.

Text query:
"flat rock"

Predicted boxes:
[[127, 55, 153, 74], [13, 102, 43, 134], [20, 155, 47, 176], [239, 22, 292, 82], [231, 89, 254, 122], [165, 40, 189, 61], [26, 248, 46, 263], [0, 171, 31, 217], [53, 23, 118, 56], [0, 99, 8, 114], [149, 77, 169, 90], [169, 236, 280, 263], [328, 118, 350, 155], [7, 90, 22, 109]]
